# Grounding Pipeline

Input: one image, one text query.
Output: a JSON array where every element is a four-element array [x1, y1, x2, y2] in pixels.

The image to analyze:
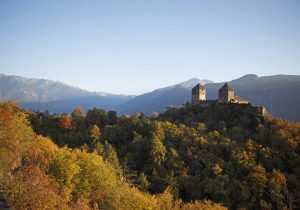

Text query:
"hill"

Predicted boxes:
[[204, 74, 300, 121], [25, 101, 300, 209], [1, 101, 228, 209]]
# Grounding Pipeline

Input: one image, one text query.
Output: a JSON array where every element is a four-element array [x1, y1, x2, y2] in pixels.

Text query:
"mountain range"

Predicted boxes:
[[0, 74, 134, 113], [1, 73, 300, 121]]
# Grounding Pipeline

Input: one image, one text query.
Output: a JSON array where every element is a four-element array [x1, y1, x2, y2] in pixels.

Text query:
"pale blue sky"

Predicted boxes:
[[1, 0, 300, 94]]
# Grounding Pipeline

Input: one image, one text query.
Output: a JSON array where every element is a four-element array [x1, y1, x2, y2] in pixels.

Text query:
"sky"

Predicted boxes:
[[0, 0, 300, 95]]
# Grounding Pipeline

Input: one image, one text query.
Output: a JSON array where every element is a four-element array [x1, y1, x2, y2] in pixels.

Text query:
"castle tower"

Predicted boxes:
[[218, 83, 235, 103], [192, 83, 206, 104]]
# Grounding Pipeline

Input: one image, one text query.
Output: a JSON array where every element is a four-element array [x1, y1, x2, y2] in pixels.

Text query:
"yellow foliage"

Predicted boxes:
[[181, 200, 227, 210], [212, 163, 223, 175], [0, 102, 228, 210], [95, 183, 158, 210]]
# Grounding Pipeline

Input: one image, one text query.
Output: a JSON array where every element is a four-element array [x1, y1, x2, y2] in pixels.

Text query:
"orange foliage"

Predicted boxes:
[[59, 115, 72, 130], [0, 106, 13, 125], [4, 165, 68, 210], [272, 118, 300, 151]]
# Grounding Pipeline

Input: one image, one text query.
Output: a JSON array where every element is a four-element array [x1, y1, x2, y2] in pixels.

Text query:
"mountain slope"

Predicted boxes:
[[0, 74, 134, 112], [117, 78, 213, 115], [1, 73, 300, 121], [0, 74, 89, 102], [118, 74, 300, 121]]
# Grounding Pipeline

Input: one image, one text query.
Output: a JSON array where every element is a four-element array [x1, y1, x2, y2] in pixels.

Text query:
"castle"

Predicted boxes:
[[191, 83, 206, 103], [191, 82, 248, 104], [191, 82, 270, 117]]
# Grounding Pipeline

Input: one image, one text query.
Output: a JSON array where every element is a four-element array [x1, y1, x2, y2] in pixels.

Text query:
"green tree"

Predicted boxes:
[[149, 123, 167, 166], [86, 108, 106, 128], [106, 110, 117, 125], [138, 172, 150, 192], [96, 141, 120, 171], [48, 147, 80, 189]]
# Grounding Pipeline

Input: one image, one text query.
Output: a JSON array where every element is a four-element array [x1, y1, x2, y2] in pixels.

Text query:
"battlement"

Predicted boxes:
[[255, 106, 272, 118], [192, 82, 248, 105]]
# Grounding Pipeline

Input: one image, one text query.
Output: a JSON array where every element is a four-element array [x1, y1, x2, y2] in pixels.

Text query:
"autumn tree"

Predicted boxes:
[[89, 124, 100, 146], [59, 114, 72, 130], [71, 107, 84, 119]]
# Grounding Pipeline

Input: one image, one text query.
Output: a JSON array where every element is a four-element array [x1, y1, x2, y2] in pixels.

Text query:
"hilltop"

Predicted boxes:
[[117, 74, 300, 121]]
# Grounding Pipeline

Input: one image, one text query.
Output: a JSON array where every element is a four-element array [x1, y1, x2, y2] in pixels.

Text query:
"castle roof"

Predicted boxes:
[[219, 83, 233, 91], [192, 83, 205, 90]]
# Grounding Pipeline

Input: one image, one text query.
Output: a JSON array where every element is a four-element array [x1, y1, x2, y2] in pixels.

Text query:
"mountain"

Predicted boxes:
[[0, 74, 134, 113], [117, 74, 300, 122], [116, 78, 213, 115], [203, 74, 300, 121], [1, 73, 300, 121]]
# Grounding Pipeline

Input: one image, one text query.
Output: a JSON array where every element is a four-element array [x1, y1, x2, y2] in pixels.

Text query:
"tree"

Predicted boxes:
[[137, 172, 150, 192], [182, 200, 227, 210], [59, 114, 72, 130], [86, 108, 106, 128], [71, 107, 84, 119], [96, 141, 120, 171], [212, 163, 222, 176], [4, 165, 67, 210], [89, 124, 100, 145], [268, 169, 289, 209], [204, 175, 229, 202], [106, 110, 117, 125], [48, 147, 80, 189], [248, 164, 267, 205], [149, 123, 167, 166]]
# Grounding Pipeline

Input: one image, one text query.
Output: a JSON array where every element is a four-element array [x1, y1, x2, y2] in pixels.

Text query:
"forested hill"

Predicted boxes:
[[20, 102, 300, 210], [0, 101, 227, 210], [203, 74, 300, 122]]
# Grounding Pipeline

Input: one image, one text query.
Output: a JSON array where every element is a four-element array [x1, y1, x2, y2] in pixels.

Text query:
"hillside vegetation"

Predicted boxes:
[[1, 101, 300, 209], [0, 102, 226, 210], [22, 102, 300, 209]]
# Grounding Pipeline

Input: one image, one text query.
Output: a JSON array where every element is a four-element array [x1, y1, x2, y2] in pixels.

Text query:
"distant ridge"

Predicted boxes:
[[0, 74, 134, 112], [0, 74, 133, 102], [1, 73, 300, 121], [116, 78, 213, 115], [117, 74, 300, 122]]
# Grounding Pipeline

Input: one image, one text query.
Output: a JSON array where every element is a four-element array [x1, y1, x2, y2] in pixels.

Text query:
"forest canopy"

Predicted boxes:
[[1, 101, 300, 209]]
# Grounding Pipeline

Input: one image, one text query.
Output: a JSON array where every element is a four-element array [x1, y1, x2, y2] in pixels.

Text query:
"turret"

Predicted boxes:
[[192, 83, 206, 104], [218, 83, 235, 103]]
